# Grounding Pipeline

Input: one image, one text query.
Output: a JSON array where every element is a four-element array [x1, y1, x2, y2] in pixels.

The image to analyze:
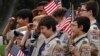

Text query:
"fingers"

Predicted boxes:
[[28, 23, 34, 28], [27, 23, 37, 31], [27, 23, 34, 31], [8, 17, 15, 25], [54, 44, 64, 53], [69, 45, 78, 54], [8, 17, 15, 22]]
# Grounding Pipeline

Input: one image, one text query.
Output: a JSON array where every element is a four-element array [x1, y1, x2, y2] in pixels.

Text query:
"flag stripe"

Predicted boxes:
[[56, 17, 72, 35], [44, 0, 72, 35], [7, 52, 13, 56], [44, 0, 62, 15], [8, 45, 26, 56], [56, 17, 71, 31]]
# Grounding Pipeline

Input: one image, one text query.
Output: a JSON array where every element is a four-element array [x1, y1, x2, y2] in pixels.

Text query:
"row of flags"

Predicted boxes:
[[44, 0, 72, 35], [7, 0, 72, 56]]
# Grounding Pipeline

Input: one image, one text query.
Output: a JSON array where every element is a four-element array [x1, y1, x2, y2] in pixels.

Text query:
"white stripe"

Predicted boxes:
[[44, 0, 62, 15]]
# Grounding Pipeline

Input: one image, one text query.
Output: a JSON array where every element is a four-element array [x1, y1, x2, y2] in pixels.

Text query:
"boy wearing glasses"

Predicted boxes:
[[80, 1, 100, 56]]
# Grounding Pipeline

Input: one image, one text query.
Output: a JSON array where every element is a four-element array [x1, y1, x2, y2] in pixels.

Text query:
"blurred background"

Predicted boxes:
[[0, 0, 100, 34]]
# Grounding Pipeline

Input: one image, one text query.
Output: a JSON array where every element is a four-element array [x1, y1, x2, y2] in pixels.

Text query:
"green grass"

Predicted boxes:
[[0, 45, 5, 56]]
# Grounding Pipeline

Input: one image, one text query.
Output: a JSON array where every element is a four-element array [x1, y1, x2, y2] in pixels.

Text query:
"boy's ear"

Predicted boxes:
[[24, 17, 29, 22], [47, 27, 52, 31], [79, 25, 83, 31], [89, 10, 92, 15]]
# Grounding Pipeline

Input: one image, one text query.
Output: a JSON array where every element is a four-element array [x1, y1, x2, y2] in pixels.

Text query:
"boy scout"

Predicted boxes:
[[70, 16, 91, 56], [20, 15, 47, 56], [80, 1, 100, 56], [38, 15, 69, 56]]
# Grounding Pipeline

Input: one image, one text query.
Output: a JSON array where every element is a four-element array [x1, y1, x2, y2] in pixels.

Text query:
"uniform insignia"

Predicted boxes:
[[47, 44, 50, 47]]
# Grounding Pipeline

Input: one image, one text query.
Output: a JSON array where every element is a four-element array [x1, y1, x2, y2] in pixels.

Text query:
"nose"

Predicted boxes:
[[38, 11, 42, 15], [79, 11, 83, 15], [17, 19, 20, 23]]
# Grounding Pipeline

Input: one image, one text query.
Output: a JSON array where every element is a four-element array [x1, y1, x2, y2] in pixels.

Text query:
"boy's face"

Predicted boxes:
[[54, 16, 62, 23], [40, 26, 52, 38], [80, 5, 90, 17], [36, 6, 47, 15], [17, 17, 28, 27], [32, 19, 39, 30], [71, 21, 80, 38], [32, 15, 45, 30], [16, 36, 22, 46]]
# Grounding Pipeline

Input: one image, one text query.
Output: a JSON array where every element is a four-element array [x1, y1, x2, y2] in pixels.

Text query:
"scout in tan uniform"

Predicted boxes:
[[2, 9, 33, 41], [38, 15, 69, 56], [20, 15, 47, 56], [80, 1, 100, 56], [69, 16, 91, 56]]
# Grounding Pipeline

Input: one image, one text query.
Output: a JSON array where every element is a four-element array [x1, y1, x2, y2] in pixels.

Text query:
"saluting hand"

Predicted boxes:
[[27, 23, 34, 31], [8, 17, 15, 25]]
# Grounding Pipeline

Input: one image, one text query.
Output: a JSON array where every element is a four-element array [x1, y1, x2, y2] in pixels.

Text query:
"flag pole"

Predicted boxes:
[[70, 0, 74, 20]]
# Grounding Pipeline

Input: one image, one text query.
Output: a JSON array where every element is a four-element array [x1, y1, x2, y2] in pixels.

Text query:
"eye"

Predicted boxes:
[[80, 9, 87, 11]]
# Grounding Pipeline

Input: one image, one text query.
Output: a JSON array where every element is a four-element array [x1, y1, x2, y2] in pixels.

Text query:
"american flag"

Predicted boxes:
[[44, 0, 62, 15], [7, 52, 13, 56], [17, 50, 26, 56], [56, 9, 72, 35], [7, 45, 26, 56]]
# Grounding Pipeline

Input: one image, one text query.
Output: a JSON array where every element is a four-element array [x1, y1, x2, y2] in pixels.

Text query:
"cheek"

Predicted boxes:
[[80, 12, 88, 16], [17, 20, 24, 25], [41, 29, 47, 36], [72, 28, 78, 34], [80, 12, 84, 16], [71, 27, 76, 32], [72, 30, 78, 37], [33, 21, 38, 29]]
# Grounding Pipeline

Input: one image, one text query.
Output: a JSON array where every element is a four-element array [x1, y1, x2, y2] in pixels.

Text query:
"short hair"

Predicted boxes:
[[16, 9, 33, 23], [81, 1, 99, 17], [74, 16, 90, 33], [37, 1, 48, 7], [52, 8, 67, 17], [39, 16, 57, 32]]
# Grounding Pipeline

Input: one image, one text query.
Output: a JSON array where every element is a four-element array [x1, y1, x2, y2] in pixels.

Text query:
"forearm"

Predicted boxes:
[[20, 30, 30, 46], [2, 23, 11, 36], [6, 36, 16, 50]]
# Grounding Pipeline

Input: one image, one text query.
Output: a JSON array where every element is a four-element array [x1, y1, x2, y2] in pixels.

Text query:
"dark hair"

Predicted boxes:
[[52, 8, 67, 17], [39, 16, 57, 32], [81, 1, 99, 17], [37, 1, 48, 7], [74, 16, 90, 33], [16, 9, 33, 23]]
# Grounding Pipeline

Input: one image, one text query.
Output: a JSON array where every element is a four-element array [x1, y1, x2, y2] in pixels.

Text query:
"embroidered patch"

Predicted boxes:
[[47, 44, 50, 47]]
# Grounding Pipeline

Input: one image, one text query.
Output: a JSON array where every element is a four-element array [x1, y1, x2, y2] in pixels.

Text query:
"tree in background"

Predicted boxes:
[[0, 0, 100, 34]]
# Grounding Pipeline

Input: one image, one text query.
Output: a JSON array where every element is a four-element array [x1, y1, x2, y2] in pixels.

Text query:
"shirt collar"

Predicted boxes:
[[74, 33, 87, 43], [91, 19, 96, 25], [45, 32, 58, 44]]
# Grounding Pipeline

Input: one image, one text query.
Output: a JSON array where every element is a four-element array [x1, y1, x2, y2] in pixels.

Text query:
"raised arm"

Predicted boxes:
[[5, 35, 16, 54], [2, 17, 15, 36], [20, 23, 33, 46]]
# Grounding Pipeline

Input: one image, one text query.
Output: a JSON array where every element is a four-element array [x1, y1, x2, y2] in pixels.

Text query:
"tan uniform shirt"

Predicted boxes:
[[88, 20, 100, 56], [42, 32, 69, 56], [31, 34, 45, 56], [6, 26, 27, 40]]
